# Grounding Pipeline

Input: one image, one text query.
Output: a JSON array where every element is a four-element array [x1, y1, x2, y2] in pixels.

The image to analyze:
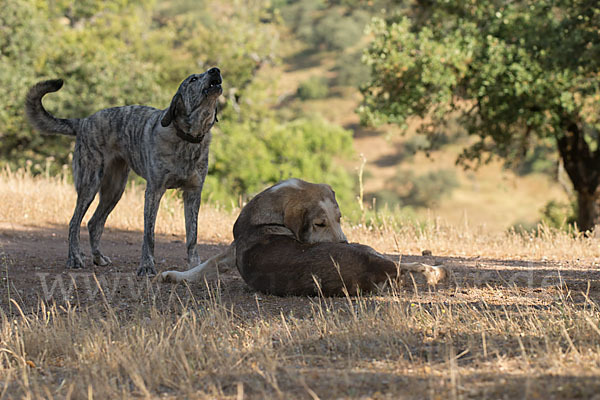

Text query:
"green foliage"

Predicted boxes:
[[0, 0, 359, 216], [167, 0, 280, 100], [1, 0, 166, 166], [297, 77, 329, 100], [361, 0, 600, 229], [333, 50, 371, 87], [313, 10, 369, 51], [204, 116, 356, 211], [279, 0, 326, 45], [0, 0, 63, 166], [361, 1, 600, 156], [513, 140, 558, 176], [280, 2, 373, 51], [373, 168, 460, 209], [404, 134, 441, 155], [0, 0, 281, 168], [539, 199, 577, 230]]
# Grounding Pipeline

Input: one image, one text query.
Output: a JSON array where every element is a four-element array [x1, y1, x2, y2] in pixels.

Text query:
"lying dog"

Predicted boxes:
[[160, 179, 446, 296], [25, 68, 223, 275]]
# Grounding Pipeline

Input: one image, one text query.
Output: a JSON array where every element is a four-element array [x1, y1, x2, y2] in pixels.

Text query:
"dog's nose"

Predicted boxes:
[[208, 67, 220, 76]]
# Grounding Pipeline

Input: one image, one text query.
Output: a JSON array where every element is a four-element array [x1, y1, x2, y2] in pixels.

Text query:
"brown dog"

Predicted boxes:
[[160, 179, 446, 296]]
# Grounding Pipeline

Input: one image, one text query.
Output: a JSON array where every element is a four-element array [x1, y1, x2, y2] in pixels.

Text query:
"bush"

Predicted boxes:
[[539, 200, 576, 230], [279, 0, 325, 44], [281, 3, 369, 52], [403, 134, 431, 156], [513, 141, 557, 176], [365, 189, 403, 211], [297, 77, 329, 100], [0, 0, 280, 169], [404, 169, 460, 207], [313, 12, 366, 51], [333, 50, 371, 87], [204, 116, 357, 212], [509, 199, 577, 234], [374, 168, 460, 209]]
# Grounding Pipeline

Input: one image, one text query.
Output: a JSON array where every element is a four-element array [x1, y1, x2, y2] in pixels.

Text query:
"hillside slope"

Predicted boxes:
[[274, 50, 568, 231]]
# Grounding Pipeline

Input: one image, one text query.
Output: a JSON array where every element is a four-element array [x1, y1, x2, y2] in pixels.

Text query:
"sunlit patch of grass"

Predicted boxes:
[[0, 166, 596, 261], [0, 166, 236, 243]]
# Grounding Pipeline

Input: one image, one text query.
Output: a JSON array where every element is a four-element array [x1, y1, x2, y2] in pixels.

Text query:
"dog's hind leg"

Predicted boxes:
[[398, 262, 447, 286], [183, 189, 202, 266], [88, 159, 129, 266], [67, 164, 102, 269], [160, 242, 235, 283]]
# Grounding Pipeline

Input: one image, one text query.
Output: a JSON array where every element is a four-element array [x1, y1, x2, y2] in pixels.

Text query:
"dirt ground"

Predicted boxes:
[[2, 223, 600, 399], [2, 222, 600, 320]]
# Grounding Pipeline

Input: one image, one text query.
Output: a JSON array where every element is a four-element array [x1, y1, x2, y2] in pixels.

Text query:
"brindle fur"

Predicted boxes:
[[160, 179, 446, 296], [25, 68, 223, 275]]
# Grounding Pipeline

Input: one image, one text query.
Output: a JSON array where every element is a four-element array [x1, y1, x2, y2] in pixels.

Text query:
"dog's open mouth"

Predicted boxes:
[[203, 77, 223, 96]]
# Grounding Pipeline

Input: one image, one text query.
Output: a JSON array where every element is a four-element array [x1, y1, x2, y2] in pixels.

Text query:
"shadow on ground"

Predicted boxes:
[[1, 224, 599, 318]]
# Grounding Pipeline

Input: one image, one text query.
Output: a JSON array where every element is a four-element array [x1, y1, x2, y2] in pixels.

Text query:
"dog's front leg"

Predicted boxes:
[[160, 242, 235, 283], [137, 185, 166, 276], [183, 189, 202, 266]]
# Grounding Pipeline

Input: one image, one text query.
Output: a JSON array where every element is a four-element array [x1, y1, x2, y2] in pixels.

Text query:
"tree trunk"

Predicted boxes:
[[575, 188, 600, 232], [556, 116, 600, 232]]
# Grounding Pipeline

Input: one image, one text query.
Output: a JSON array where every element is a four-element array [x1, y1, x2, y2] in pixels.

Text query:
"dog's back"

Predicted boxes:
[[238, 235, 397, 296]]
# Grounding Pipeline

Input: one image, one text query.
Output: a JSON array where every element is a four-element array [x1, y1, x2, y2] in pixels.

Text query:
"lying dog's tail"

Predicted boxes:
[[25, 79, 77, 136]]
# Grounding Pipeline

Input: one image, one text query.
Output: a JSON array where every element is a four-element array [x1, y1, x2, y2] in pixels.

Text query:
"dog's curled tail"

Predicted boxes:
[[25, 79, 77, 136]]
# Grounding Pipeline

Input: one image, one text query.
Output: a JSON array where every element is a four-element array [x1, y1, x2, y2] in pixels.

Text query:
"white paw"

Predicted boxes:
[[159, 270, 184, 283], [426, 265, 447, 286]]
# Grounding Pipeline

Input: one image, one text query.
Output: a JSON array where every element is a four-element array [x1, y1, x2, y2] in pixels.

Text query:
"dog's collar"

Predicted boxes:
[[174, 126, 205, 144], [172, 107, 218, 144]]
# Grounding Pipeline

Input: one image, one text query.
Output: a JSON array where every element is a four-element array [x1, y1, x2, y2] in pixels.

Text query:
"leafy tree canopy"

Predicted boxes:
[[360, 0, 600, 230]]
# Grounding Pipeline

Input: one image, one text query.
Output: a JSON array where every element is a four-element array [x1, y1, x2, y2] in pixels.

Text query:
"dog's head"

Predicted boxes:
[[274, 179, 348, 244], [161, 67, 222, 141]]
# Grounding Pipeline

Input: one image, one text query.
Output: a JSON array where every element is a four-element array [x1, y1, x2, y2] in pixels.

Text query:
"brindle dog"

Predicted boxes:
[[25, 68, 223, 276]]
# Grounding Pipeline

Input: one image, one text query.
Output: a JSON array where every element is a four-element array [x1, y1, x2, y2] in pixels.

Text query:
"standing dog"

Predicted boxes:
[[25, 68, 223, 275], [160, 179, 446, 296]]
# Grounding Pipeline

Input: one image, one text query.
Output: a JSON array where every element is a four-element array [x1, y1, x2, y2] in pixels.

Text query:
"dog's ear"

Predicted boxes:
[[283, 203, 309, 242], [161, 91, 183, 127]]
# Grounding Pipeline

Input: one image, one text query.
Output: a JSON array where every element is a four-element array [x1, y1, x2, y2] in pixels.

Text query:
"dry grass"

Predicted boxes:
[[1, 168, 600, 399], [2, 282, 599, 399], [0, 166, 593, 261], [0, 166, 236, 243]]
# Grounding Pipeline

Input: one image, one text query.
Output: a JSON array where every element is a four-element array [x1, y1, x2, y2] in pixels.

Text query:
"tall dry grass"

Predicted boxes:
[[1, 167, 600, 399], [1, 166, 598, 262], [0, 165, 236, 243]]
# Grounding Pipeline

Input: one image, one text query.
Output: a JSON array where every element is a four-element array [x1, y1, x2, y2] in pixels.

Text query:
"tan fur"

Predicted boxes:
[[160, 179, 446, 296]]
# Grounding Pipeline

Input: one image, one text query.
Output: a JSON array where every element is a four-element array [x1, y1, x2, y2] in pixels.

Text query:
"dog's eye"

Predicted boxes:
[[190, 77, 198, 82], [314, 222, 327, 228]]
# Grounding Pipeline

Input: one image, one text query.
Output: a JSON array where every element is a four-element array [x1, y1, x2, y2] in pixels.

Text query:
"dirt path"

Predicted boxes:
[[2, 223, 600, 320]]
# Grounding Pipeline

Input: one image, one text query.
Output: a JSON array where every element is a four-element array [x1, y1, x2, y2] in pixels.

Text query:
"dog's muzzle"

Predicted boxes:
[[203, 68, 222, 96]]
